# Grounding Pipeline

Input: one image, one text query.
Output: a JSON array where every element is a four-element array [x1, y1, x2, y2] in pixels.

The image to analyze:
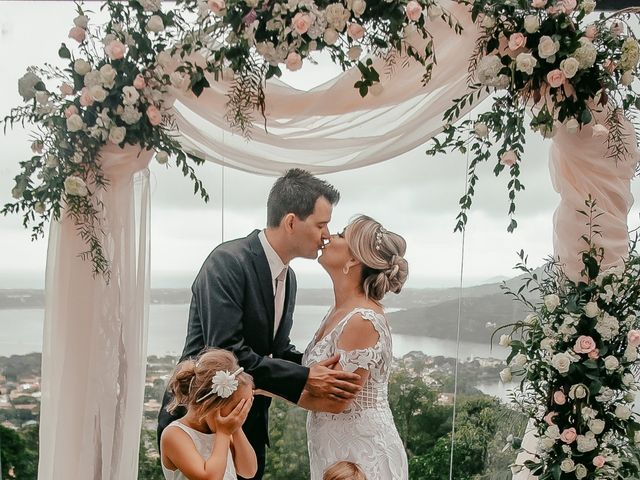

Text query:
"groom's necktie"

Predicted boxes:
[[273, 267, 287, 338]]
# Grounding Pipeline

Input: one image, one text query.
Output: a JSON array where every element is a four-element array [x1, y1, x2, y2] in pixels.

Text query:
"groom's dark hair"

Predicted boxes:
[[267, 169, 340, 227]]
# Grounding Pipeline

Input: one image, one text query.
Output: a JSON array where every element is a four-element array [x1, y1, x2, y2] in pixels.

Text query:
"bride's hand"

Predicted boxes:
[[305, 354, 362, 400]]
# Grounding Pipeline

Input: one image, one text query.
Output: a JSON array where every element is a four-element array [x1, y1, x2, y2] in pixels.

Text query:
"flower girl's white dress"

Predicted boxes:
[[303, 307, 408, 479]]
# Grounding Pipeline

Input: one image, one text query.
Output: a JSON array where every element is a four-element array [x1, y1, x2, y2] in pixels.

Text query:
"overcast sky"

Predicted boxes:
[[1, 2, 639, 291]]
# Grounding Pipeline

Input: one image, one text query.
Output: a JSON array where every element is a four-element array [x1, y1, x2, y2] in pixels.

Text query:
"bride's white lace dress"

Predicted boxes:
[[302, 307, 408, 480]]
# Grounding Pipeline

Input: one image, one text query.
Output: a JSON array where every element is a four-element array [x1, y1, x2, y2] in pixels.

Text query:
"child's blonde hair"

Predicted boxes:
[[167, 348, 253, 420], [323, 461, 367, 480]]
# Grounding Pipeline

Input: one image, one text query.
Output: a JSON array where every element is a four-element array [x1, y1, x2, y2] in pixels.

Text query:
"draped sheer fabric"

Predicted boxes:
[[37, 1, 638, 478]]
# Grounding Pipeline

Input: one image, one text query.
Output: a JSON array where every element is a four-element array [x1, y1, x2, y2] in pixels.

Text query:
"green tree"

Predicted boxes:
[[264, 399, 310, 480], [138, 428, 163, 480], [0, 424, 38, 480]]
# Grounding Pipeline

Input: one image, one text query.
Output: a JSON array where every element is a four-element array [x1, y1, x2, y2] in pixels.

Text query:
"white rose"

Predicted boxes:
[[156, 151, 170, 164], [481, 15, 495, 29], [560, 57, 580, 79], [569, 384, 588, 399], [523, 313, 538, 326], [582, 0, 596, 13], [108, 126, 127, 144], [539, 437, 555, 451], [120, 105, 142, 125], [45, 154, 59, 168], [474, 122, 489, 138], [351, 0, 366, 17], [66, 114, 85, 132], [122, 86, 140, 105], [615, 404, 632, 420], [604, 355, 619, 371], [323, 28, 339, 45], [89, 85, 108, 102], [584, 301, 599, 318], [156, 50, 173, 68], [624, 347, 638, 362], [541, 337, 555, 352], [546, 425, 560, 439], [565, 118, 580, 134], [477, 54, 503, 85], [515, 52, 537, 75], [577, 433, 598, 453], [538, 36, 559, 59], [524, 15, 540, 34], [427, 4, 443, 19], [74, 59, 92, 76], [544, 294, 560, 313], [622, 71, 635, 86], [99, 64, 117, 88], [74, 14, 89, 28], [147, 15, 165, 33], [551, 352, 571, 374], [574, 40, 597, 69], [588, 419, 605, 435], [511, 353, 527, 367], [500, 367, 512, 383], [170, 71, 191, 91], [499, 334, 512, 347], [64, 176, 88, 197], [575, 464, 588, 479], [623, 373, 635, 386], [560, 458, 576, 472]]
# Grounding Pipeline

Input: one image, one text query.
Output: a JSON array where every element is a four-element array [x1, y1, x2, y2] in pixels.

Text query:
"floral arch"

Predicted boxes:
[[3, 0, 640, 478]]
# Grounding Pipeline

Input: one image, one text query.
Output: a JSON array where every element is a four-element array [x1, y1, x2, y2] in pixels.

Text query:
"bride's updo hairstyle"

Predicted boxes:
[[345, 215, 408, 302], [167, 348, 253, 419]]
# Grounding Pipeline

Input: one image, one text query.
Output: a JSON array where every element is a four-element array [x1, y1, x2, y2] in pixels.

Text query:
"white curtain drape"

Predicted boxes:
[[36, 1, 637, 478]]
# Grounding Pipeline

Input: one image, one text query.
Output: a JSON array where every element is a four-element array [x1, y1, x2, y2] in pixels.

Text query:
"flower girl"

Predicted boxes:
[[161, 348, 257, 480]]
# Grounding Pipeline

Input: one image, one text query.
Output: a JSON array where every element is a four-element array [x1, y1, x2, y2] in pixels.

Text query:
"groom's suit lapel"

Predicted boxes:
[[248, 230, 275, 342]]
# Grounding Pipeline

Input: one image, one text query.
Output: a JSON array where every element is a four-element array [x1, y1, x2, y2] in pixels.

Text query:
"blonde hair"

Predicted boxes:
[[166, 348, 253, 420], [345, 215, 408, 302], [323, 461, 367, 480]]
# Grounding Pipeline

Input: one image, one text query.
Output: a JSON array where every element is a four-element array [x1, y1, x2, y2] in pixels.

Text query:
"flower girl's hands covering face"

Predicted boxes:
[[210, 388, 253, 435]]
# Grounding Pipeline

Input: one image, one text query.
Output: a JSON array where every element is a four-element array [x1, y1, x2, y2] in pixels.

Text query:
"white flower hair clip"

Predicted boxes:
[[196, 367, 244, 403]]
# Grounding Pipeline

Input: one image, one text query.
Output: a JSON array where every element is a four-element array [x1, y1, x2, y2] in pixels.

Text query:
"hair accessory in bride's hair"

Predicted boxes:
[[375, 226, 387, 251], [196, 367, 244, 403]]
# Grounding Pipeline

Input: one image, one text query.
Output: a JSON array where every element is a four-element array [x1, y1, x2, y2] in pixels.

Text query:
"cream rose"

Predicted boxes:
[[474, 122, 489, 138], [499, 367, 512, 383], [73, 14, 89, 28], [538, 35, 559, 59], [108, 126, 127, 144], [74, 59, 92, 76], [515, 52, 537, 75], [584, 301, 599, 317], [66, 114, 85, 132], [64, 176, 89, 197], [524, 15, 540, 33], [560, 57, 579, 79], [147, 15, 165, 33], [156, 151, 170, 164], [544, 293, 560, 312], [500, 150, 517, 167], [551, 352, 571, 374], [323, 28, 339, 45], [604, 355, 619, 371]]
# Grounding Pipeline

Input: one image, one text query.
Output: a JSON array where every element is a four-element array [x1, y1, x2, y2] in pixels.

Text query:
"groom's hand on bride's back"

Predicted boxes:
[[305, 354, 361, 400]]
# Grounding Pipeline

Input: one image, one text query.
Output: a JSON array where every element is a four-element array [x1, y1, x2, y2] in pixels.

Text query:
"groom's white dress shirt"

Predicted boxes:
[[258, 230, 288, 337]]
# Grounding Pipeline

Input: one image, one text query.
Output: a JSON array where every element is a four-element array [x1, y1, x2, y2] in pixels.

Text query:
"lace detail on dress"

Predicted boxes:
[[302, 307, 408, 480]]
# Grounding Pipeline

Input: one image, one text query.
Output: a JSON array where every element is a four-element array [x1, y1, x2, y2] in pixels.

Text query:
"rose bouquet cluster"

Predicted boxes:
[[495, 202, 640, 479], [426, 0, 640, 233], [3, 0, 213, 278]]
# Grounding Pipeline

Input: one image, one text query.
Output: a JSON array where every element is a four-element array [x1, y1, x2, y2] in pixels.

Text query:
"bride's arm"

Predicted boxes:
[[298, 313, 379, 414]]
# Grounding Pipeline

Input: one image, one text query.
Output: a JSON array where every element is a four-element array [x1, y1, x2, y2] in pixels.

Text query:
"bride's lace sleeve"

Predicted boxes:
[[335, 309, 386, 373]]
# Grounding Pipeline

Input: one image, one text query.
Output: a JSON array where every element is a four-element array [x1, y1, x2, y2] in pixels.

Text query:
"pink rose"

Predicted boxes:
[[585, 24, 598, 40], [207, 0, 225, 13], [405, 0, 423, 22], [133, 74, 146, 90], [105, 40, 126, 60], [64, 105, 79, 118], [59, 83, 74, 96], [508, 33, 526, 51], [292, 12, 312, 35], [79, 87, 94, 107], [560, 428, 577, 444], [544, 411, 557, 425], [546, 69, 566, 88], [285, 52, 303, 71], [628, 330, 640, 347], [347, 23, 365, 40], [574, 335, 597, 354], [146, 105, 162, 126], [588, 348, 600, 360], [500, 150, 517, 167], [531, 0, 547, 7], [593, 456, 606, 468], [68, 26, 86, 43], [553, 390, 566, 405]]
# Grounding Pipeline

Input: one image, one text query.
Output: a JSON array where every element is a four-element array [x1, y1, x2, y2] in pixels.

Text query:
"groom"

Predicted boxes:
[[158, 169, 362, 479]]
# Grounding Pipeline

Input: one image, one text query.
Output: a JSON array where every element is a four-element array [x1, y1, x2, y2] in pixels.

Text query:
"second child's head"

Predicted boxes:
[[167, 348, 253, 420], [323, 461, 367, 480]]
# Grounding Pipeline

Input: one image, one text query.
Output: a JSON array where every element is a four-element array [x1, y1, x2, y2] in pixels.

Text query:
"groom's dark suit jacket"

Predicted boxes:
[[157, 230, 309, 453]]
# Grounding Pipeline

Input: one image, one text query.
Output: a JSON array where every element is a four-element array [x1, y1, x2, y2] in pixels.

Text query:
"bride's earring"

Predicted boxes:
[[342, 265, 350, 275]]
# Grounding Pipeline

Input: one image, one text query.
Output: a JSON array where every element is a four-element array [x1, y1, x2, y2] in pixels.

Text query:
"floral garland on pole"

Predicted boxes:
[[495, 199, 640, 479], [426, 0, 640, 233], [2, 0, 458, 278]]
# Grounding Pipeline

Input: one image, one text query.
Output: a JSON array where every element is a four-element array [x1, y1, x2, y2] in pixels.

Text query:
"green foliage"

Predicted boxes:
[[264, 399, 310, 480], [0, 424, 38, 480]]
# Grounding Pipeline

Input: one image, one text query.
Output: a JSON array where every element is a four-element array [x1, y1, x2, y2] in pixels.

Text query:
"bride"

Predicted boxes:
[[300, 215, 409, 480]]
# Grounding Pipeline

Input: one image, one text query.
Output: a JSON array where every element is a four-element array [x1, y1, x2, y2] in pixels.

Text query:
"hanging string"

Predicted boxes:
[[449, 126, 471, 480]]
